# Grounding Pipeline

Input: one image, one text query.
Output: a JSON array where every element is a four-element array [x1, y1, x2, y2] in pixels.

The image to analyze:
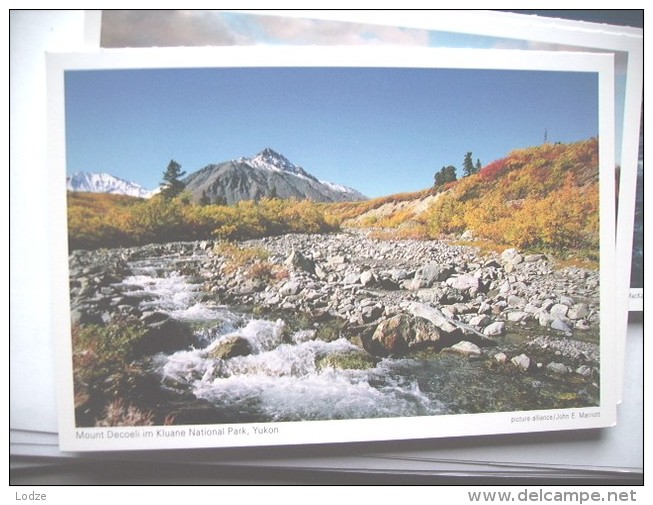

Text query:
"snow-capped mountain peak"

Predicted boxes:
[[66, 172, 154, 198], [185, 148, 367, 205], [241, 148, 313, 179]]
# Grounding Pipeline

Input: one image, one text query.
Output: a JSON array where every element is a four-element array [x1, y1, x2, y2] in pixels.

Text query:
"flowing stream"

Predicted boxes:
[[111, 252, 598, 424]]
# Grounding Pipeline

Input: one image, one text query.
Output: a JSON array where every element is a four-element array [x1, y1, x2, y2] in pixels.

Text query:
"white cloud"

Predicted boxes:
[[101, 10, 430, 48], [252, 14, 430, 46], [101, 10, 247, 47]]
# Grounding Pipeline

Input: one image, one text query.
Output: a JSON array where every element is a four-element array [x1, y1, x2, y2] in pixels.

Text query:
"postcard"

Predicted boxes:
[[277, 10, 642, 308], [48, 45, 617, 451], [98, 10, 644, 406]]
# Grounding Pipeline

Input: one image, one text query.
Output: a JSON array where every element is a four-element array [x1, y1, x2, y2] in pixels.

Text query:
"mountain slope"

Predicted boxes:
[[330, 138, 600, 257], [424, 138, 599, 245], [183, 148, 367, 204], [67, 172, 155, 199]]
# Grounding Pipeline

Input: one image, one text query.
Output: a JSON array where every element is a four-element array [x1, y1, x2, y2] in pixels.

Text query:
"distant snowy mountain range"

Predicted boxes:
[[67, 149, 367, 204], [66, 172, 156, 198]]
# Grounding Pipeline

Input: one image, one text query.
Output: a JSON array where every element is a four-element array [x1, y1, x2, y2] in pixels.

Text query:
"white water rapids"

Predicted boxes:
[[104, 250, 599, 423], [120, 257, 446, 422]]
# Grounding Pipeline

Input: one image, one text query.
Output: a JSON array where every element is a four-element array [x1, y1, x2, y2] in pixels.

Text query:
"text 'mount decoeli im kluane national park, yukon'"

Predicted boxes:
[[64, 65, 602, 429]]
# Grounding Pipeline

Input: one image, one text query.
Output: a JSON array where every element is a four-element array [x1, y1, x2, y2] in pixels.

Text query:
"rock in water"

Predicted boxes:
[[365, 314, 411, 357], [444, 341, 482, 357], [209, 336, 253, 360], [511, 353, 531, 371], [131, 319, 195, 357]]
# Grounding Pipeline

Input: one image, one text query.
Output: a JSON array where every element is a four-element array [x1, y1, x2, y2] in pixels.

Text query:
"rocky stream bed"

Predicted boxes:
[[69, 230, 601, 426]]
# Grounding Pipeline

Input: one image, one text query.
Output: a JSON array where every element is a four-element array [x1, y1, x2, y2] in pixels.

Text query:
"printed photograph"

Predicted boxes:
[[99, 10, 642, 306], [64, 61, 604, 430]]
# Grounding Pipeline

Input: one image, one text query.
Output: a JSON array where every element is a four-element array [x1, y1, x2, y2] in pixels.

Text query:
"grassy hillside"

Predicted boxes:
[[67, 192, 338, 250], [425, 138, 599, 258], [67, 192, 144, 250], [321, 188, 435, 239], [329, 138, 600, 260], [325, 188, 433, 222]]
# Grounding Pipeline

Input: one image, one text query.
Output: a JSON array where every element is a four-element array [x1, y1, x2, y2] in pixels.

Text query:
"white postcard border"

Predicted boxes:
[[47, 45, 617, 452]]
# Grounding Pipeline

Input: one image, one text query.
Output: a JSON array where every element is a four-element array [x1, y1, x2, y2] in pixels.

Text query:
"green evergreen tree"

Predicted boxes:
[[434, 165, 458, 188], [446, 165, 457, 182], [462, 152, 475, 177], [160, 159, 186, 200], [475, 159, 482, 174]]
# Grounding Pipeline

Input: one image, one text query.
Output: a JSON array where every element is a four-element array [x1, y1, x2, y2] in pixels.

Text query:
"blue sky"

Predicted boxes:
[[65, 65, 598, 198]]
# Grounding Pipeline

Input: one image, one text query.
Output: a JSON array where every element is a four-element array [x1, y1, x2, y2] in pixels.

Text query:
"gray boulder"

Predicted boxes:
[[550, 303, 570, 318], [408, 263, 454, 290], [568, 303, 589, 320], [361, 313, 447, 357], [360, 270, 376, 287], [483, 321, 505, 337], [494, 352, 508, 363], [551, 318, 572, 333], [501, 248, 523, 265], [546, 362, 570, 375], [445, 274, 480, 292], [284, 249, 315, 275], [407, 302, 458, 334]]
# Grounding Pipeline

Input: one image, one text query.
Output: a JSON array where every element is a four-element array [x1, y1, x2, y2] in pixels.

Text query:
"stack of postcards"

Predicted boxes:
[[10, 9, 644, 486]]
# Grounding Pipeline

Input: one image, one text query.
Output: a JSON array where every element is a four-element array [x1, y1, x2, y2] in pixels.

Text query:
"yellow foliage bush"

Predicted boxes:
[[423, 139, 599, 258], [68, 192, 339, 250], [424, 194, 467, 235]]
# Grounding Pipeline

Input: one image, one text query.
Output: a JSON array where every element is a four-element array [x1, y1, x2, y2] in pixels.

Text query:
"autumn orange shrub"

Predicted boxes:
[[424, 139, 599, 258], [424, 194, 467, 235], [68, 192, 339, 250], [67, 192, 140, 249], [524, 183, 600, 251], [478, 157, 508, 181]]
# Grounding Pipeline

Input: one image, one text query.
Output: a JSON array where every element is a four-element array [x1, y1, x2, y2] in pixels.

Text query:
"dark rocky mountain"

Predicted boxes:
[[183, 148, 367, 205]]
